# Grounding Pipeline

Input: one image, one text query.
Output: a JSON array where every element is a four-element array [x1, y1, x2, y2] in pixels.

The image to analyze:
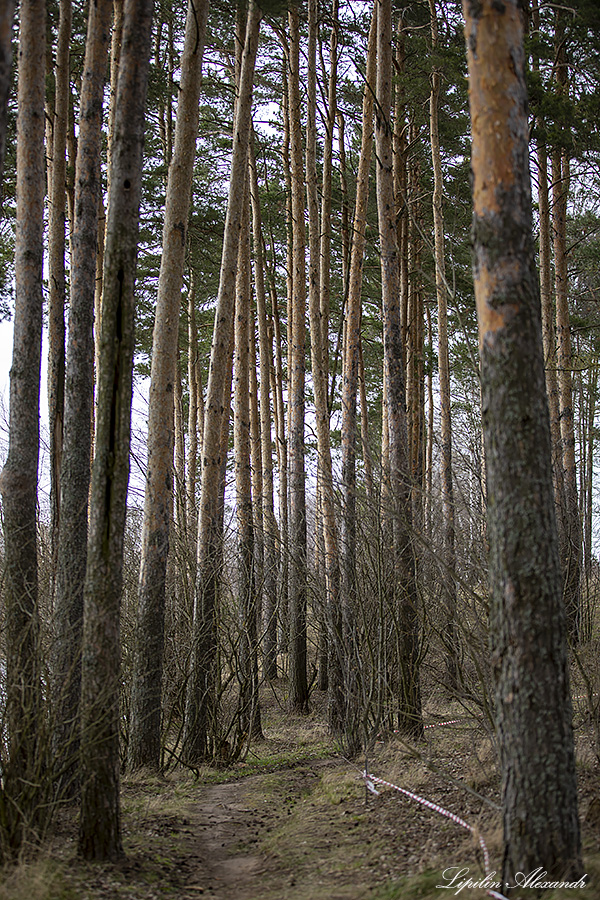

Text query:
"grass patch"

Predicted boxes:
[[1, 681, 598, 900], [0, 859, 73, 900]]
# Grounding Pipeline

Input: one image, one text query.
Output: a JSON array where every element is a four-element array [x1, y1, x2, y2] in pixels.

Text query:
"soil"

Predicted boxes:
[[6, 694, 600, 900], [112, 753, 497, 900], [36, 731, 499, 900]]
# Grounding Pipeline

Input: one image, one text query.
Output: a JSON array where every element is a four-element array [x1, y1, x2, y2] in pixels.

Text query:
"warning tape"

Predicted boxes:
[[377, 719, 466, 742], [363, 771, 509, 900], [424, 718, 464, 729]]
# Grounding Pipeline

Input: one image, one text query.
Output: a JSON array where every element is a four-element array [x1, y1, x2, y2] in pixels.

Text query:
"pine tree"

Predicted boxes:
[[0, 0, 45, 857], [79, 0, 154, 859], [463, 0, 583, 881]]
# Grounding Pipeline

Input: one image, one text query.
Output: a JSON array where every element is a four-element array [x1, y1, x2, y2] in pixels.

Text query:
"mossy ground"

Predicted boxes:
[[1, 681, 598, 900]]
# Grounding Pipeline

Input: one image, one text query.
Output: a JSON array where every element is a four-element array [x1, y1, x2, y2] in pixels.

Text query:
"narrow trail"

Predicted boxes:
[[178, 759, 352, 900], [33, 701, 600, 900], [185, 779, 268, 899]]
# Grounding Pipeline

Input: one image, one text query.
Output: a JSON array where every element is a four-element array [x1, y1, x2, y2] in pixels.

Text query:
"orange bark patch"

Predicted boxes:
[[475, 259, 520, 349], [465, 0, 525, 216]]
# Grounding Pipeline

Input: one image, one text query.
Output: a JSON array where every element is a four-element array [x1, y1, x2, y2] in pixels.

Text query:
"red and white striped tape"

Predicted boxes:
[[363, 771, 509, 900], [423, 718, 464, 729], [377, 719, 466, 743]]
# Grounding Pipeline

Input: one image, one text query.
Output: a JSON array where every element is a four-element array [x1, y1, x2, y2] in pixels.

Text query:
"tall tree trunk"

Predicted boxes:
[[0, 0, 45, 857], [286, 3, 308, 713], [280, 50, 292, 657], [319, 0, 339, 383], [186, 277, 202, 533], [249, 325, 264, 623], [537, 139, 567, 546], [584, 361, 597, 583], [552, 145, 581, 641], [307, 0, 349, 746], [234, 176, 262, 745], [47, 0, 71, 595], [182, 1, 262, 762], [174, 361, 187, 534], [405, 112, 426, 541], [94, 0, 124, 377], [581, 359, 597, 640], [393, 15, 408, 342], [313, 0, 338, 700], [531, 5, 566, 566], [429, 0, 458, 688], [267, 262, 288, 654], [358, 338, 374, 500], [375, 0, 422, 738], [249, 137, 278, 681], [338, 1, 377, 751], [425, 303, 434, 538], [127, 0, 209, 772], [336, 110, 350, 322], [52, 0, 113, 800], [576, 352, 596, 638], [79, 0, 154, 859], [463, 0, 583, 883]]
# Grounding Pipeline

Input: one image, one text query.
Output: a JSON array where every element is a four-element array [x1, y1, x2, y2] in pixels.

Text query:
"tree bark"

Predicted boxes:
[[319, 0, 338, 380], [94, 0, 124, 377], [186, 276, 203, 608], [266, 259, 288, 655], [79, 0, 154, 860], [47, 0, 71, 594], [279, 48, 292, 655], [337, 111, 350, 327], [463, 0, 583, 882], [182, 1, 262, 762], [0, 0, 45, 856], [375, 0, 422, 738], [429, 0, 458, 688], [234, 174, 262, 745], [127, 0, 210, 772], [308, 0, 350, 747], [530, 4, 566, 566], [249, 324, 264, 627], [537, 138, 567, 555], [249, 136, 278, 681], [358, 338, 373, 500], [174, 360, 187, 534], [286, 3, 308, 713], [338, 1, 377, 752], [552, 145, 581, 641], [393, 15, 408, 343], [52, 0, 112, 800]]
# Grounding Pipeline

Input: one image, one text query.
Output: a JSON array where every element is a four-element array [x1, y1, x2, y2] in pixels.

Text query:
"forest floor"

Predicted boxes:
[[2, 682, 600, 900]]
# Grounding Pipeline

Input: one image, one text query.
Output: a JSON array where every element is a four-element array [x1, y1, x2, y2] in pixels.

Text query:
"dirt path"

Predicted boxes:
[[34, 733, 600, 900], [183, 778, 270, 898], [169, 754, 500, 900], [178, 759, 352, 900]]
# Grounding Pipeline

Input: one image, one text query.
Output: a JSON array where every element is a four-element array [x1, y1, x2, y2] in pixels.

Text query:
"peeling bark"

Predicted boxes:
[[463, 0, 583, 882]]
